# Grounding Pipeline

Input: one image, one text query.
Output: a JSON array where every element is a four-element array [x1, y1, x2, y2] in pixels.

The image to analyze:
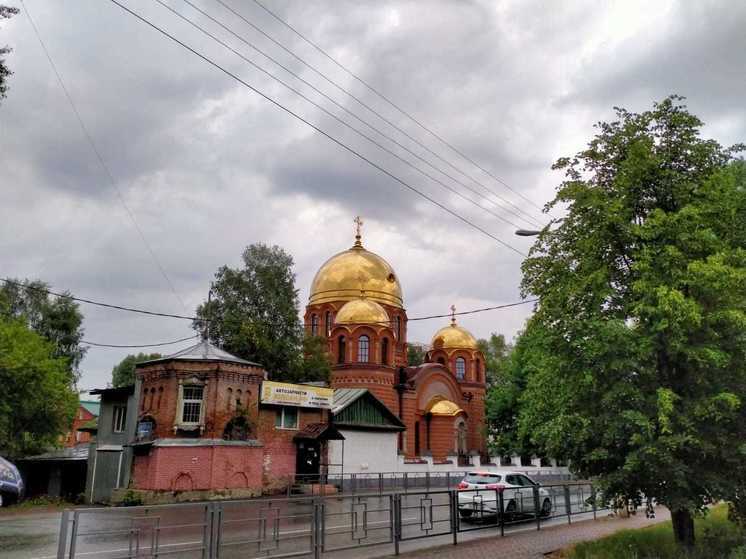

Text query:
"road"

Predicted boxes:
[[0, 486, 606, 559]]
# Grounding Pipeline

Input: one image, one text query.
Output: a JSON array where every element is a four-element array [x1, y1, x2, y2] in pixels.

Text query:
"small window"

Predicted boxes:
[[358, 335, 370, 362], [181, 385, 204, 424], [112, 405, 127, 433], [381, 337, 389, 365], [274, 406, 298, 430], [395, 316, 401, 339], [311, 314, 319, 336], [338, 336, 346, 364], [476, 359, 481, 383], [325, 311, 332, 336], [455, 357, 466, 380]]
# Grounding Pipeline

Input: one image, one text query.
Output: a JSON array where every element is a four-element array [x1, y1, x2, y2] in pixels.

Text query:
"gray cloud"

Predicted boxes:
[[1, 0, 743, 389]]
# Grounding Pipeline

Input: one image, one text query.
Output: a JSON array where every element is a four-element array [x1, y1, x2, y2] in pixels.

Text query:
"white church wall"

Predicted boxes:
[[330, 429, 399, 474]]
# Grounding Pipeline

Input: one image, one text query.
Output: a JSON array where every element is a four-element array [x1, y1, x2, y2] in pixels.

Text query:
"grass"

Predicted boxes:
[[560, 505, 746, 559], [0, 533, 55, 551]]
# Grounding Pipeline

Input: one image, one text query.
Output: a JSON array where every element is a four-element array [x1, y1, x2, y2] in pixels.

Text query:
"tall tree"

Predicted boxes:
[[0, 317, 78, 458], [478, 333, 512, 388], [0, 279, 86, 383], [195, 244, 303, 379], [407, 344, 425, 366], [111, 352, 162, 388], [518, 97, 746, 547], [293, 335, 331, 384], [0, 5, 18, 102]]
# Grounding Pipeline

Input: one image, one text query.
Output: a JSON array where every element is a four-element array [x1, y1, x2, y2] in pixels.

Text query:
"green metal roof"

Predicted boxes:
[[332, 389, 405, 431], [80, 400, 100, 417]]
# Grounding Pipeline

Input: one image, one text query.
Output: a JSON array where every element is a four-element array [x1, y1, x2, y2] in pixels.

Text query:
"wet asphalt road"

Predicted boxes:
[[0, 486, 602, 559]]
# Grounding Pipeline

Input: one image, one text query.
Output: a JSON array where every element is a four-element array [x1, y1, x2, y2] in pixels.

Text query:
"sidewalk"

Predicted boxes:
[[389, 508, 671, 559]]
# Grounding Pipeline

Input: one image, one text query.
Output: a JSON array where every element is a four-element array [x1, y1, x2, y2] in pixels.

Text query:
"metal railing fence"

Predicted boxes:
[[57, 482, 615, 559]]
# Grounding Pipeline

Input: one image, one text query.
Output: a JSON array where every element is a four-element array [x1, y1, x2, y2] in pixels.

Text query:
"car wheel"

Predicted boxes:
[[459, 509, 473, 519], [0, 493, 4, 508], [541, 498, 552, 517]]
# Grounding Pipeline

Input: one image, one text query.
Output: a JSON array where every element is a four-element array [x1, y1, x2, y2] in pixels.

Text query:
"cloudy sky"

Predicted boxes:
[[1, 0, 744, 391]]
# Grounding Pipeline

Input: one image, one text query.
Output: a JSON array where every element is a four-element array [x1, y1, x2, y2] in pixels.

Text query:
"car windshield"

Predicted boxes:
[[465, 473, 501, 484]]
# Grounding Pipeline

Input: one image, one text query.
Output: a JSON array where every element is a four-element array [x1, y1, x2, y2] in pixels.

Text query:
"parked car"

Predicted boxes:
[[457, 470, 551, 519], [0, 456, 24, 507]]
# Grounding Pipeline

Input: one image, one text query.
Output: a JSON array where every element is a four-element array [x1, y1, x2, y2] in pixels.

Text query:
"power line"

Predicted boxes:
[[154, 0, 529, 232], [0, 278, 199, 321], [247, 0, 550, 218], [21, 0, 188, 313], [81, 334, 198, 348], [172, 0, 537, 230], [109, 0, 527, 257]]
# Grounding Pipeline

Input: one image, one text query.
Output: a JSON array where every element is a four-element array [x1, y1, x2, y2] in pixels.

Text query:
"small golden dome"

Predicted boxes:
[[309, 241, 403, 309], [335, 297, 390, 326], [431, 323, 479, 350], [426, 398, 464, 416]]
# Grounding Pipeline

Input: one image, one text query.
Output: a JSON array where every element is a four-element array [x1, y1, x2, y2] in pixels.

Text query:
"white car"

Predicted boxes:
[[457, 470, 552, 519]]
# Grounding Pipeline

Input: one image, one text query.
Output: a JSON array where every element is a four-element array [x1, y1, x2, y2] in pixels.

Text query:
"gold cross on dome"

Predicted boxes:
[[353, 216, 364, 246], [450, 304, 457, 325]]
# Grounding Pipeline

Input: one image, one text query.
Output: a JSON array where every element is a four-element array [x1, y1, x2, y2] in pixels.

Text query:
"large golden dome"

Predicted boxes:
[[431, 322, 479, 350], [309, 239, 403, 308], [335, 297, 390, 326]]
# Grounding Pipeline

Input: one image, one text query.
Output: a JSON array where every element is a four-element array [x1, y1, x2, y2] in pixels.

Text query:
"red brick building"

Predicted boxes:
[[63, 400, 99, 447], [305, 225, 487, 464], [130, 343, 339, 498]]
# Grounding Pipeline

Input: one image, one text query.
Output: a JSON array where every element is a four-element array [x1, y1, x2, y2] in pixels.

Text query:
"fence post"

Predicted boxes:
[[451, 490, 458, 546], [56, 509, 70, 559], [403, 472, 409, 493], [426, 472, 430, 492], [313, 498, 322, 559], [446, 471, 451, 489], [393, 493, 401, 556], [67, 511, 79, 559], [564, 485, 572, 524], [498, 489, 505, 537], [533, 486, 541, 531], [591, 486, 597, 520]]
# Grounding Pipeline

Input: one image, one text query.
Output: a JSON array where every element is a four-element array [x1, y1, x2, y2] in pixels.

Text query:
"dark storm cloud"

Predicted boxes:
[[1, 0, 744, 388]]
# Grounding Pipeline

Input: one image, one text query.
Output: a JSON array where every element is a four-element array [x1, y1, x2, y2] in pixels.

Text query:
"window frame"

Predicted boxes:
[[325, 311, 332, 336], [112, 404, 127, 433], [274, 406, 299, 430], [178, 383, 205, 426], [311, 314, 319, 336], [358, 335, 370, 362], [455, 357, 466, 380]]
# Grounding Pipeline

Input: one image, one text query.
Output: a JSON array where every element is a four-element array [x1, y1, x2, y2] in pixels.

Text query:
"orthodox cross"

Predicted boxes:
[[353, 215, 363, 246], [450, 304, 457, 325]]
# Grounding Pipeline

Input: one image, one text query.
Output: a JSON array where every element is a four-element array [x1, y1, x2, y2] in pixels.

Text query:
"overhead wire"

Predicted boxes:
[[154, 0, 530, 232], [81, 334, 199, 348], [173, 0, 537, 230], [20, 0, 188, 312], [248, 0, 549, 218], [109, 0, 528, 257], [216, 0, 546, 227]]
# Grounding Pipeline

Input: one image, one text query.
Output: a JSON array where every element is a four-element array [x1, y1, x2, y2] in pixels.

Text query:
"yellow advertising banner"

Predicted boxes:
[[260, 381, 333, 409]]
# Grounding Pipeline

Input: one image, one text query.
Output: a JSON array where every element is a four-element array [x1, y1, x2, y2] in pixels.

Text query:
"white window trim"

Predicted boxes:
[[112, 405, 127, 433], [175, 378, 207, 431], [275, 406, 299, 430]]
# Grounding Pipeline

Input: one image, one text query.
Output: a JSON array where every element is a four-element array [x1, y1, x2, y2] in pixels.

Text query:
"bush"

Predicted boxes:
[[729, 546, 746, 559], [117, 490, 143, 507]]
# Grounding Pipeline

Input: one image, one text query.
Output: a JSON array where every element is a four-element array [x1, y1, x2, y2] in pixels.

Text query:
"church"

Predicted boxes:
[[305, 219, 487, 464]]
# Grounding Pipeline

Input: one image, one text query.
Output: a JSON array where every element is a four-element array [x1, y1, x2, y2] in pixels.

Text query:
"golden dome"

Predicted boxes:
[[309, 240, 403, 308], [426, 398, 464, 416], [335, 297, 390, 326], [431, 322, 479, 350]]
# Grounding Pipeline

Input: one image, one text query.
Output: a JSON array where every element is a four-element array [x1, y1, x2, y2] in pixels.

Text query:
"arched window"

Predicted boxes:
[[455, 357, 466, 380], [325, 311, 332, 336], [337, 336, 346, 364], [476, 359, 481, 383], [358, 335, 370, 362], [227, 388, 233, 411], [236, 389, 243, 409], [395, 316, 402, 339], [381, 337, 389, 365], [311, 314, 319, 336], [437, 357, 446, 365]]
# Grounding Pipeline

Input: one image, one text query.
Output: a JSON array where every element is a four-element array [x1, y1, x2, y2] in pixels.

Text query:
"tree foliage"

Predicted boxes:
[[517, 96, 746, 546], [292, 335, 332, 384], [407, 344, 425, 366], [0, 5, 18, 102], [0, 279, 86, 383], [111, 352, 162, 388], [0, 318, 78, 458], [195, 244, 304, 380]]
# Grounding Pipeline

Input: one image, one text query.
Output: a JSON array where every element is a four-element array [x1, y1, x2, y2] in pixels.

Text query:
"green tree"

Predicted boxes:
[[478, 333, 512, 388], [195, 244, 303, 379], [292, 335, 331, 384], [111, 352, 162, 388], [518, 97, 746, 548], [407, 344, 425, 366], [0, 5, 18, 102], [0, 317, 78, 458], [0, 279, 86, 383]]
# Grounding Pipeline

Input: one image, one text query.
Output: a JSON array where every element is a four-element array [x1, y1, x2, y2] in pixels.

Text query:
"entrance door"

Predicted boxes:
[[296, 441, 321, 482], [456, 422, 469, 466]]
